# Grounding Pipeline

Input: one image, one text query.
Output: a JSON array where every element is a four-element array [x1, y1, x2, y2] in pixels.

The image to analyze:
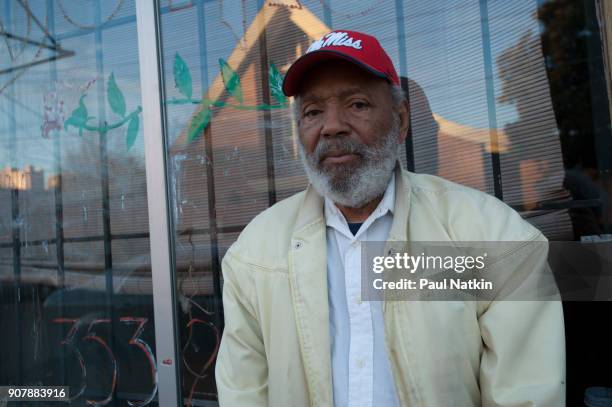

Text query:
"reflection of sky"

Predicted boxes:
[[1, 0, 542, 178]]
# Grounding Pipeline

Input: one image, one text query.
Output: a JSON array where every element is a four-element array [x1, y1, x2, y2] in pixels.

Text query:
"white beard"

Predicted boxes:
[[298, 115, 401, 208]]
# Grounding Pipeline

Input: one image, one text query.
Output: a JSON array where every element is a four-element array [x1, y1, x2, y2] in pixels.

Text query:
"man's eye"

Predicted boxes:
[[304, 109, 321, 118], [351, 101, 369, 110]]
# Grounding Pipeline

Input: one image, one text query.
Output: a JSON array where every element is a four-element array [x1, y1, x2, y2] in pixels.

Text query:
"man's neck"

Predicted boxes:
[[335, 195, 384, 223]]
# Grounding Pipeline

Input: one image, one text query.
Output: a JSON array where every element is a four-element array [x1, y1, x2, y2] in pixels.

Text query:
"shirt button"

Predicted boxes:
[[353, 296, 362, 305], [356, 359, 365, 369]]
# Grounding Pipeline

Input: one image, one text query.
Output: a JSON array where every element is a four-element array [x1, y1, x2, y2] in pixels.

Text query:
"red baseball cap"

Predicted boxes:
[[282, 30, 400, 96]]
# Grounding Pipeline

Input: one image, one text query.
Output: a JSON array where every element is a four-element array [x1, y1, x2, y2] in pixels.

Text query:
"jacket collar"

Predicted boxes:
[[289, 163, 411, 404], [294, 184, 325, 233]]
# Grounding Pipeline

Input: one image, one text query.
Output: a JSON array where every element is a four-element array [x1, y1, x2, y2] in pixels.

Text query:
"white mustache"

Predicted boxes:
[[312, 139, 366, 164]]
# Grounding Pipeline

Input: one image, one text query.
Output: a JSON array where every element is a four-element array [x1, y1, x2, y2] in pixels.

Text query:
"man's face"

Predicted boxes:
[[296, 60, 409, 208]]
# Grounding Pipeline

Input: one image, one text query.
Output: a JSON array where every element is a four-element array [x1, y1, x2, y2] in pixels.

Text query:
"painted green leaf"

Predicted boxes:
[[126, 115, 139, 150], [219, 59, 243, 103], [173, 52, 192, 100], [107, 73, 126, 117], [71, 95, 88, 123], [64, 95, 89, 137], [268, 62, 286, 105], [188, 107, 212, 142]]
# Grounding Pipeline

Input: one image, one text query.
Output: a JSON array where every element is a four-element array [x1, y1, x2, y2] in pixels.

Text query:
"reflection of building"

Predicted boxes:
[[46, 174, 61, 190], [433, 113, 508, 193], [1, 166, 54, 262], [0, 166, 44, 191], [169, 4, 331, 238], [167, 1, 575, 246]]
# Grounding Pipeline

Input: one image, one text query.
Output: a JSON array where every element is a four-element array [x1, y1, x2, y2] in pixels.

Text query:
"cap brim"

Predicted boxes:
[[282, 49, 389, 97]]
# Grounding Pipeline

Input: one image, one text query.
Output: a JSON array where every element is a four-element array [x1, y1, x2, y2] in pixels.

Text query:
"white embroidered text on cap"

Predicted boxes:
[[307, 32, 363, 53]]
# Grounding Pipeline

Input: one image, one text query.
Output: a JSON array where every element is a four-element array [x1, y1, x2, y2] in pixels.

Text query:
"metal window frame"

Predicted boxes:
[[478, 0, 503, 201], [135, 1, 181, 406]]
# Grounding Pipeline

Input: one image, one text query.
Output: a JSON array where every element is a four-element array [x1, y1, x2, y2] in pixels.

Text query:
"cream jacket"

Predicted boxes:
[[215, 167, 566, 406]]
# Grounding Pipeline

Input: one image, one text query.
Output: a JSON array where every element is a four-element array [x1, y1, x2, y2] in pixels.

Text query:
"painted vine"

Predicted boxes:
[[63, 53, 288, 149]]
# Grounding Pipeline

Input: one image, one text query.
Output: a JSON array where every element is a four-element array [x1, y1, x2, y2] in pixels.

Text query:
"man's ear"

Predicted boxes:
[[398, 99, 410, 144]]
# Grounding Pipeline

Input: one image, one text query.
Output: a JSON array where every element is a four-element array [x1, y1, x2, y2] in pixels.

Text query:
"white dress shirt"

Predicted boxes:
[[325, 175, 400, 407]]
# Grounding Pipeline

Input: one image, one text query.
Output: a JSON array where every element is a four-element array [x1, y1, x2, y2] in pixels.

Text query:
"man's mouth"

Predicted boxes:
[[321, 152, 360, 165]]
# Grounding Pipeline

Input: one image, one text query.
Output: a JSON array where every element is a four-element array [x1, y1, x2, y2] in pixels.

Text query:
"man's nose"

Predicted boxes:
[[321, 105, 350, 137]]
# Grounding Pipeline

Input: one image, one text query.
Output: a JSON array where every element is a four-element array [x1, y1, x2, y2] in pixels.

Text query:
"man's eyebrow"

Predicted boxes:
[[338, 87, 370, 99], [301, 87, 370, 104]]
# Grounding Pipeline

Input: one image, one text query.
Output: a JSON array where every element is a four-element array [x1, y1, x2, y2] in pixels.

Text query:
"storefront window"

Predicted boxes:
[[1, 1, 159, 405]]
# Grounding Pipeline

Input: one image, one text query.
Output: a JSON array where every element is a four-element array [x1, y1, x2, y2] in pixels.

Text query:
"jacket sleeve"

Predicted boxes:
[[478, 237, 566, 406], [215, 248, 269, 406]]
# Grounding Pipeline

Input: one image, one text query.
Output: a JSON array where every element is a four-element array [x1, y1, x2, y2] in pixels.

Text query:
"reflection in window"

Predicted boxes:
[[1, 1, 158, 405]]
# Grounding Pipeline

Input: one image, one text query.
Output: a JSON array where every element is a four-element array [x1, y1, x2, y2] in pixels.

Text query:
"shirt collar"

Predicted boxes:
[[324, 174, 396, 237]]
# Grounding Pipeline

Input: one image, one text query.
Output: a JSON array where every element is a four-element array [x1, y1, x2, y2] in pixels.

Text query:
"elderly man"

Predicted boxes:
[[215, 30, 565, 406]]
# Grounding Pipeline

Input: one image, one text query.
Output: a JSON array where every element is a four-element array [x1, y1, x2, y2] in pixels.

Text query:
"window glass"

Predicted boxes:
[[0, 1, 159, 404]]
